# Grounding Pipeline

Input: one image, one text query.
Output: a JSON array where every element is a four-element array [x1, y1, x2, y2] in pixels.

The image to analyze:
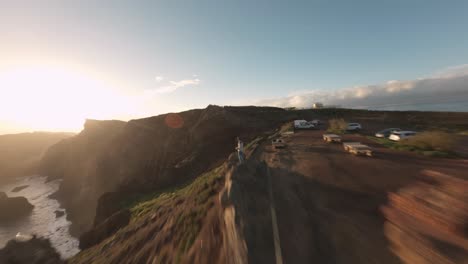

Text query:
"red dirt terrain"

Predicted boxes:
[[260, 130, 468, 264], [382, 171, 468, 264]]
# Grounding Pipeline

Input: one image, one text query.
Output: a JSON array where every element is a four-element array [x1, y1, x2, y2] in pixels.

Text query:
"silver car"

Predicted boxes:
[[375, 128, 401, 138], [346, 123, 362, 131], [389, 131, 417, 141]]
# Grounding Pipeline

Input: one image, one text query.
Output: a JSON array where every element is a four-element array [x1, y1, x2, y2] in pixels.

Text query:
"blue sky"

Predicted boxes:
[[1, 0, 468, 132]]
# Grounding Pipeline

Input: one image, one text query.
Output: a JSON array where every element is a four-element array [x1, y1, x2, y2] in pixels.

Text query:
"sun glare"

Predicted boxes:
[[0, 65, 134, 132]]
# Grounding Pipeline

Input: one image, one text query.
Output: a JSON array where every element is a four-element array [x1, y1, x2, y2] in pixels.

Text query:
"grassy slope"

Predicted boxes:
[[70, 165, 224, 264], [367, 136, 459, 158]]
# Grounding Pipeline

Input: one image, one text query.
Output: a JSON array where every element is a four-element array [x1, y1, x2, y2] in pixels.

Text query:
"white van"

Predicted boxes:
[[294, 120, 315, 129]]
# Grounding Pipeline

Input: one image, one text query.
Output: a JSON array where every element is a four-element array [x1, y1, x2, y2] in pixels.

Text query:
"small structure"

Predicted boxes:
[[272, 138, 286, 149], [342, 142, 373, 156], [313, 102, 324, 109], [323, 134, 342, 143]]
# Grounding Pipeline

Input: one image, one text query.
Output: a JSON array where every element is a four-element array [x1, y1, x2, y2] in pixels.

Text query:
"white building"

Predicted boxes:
[[313, 102, 324, 109]]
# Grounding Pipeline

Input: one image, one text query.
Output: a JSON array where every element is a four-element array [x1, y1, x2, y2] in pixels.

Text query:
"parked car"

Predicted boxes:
[[294, 120, 315, 129], [310, 119, 323, 126], [375, 128, 401, 138], [346, 123, 362, 131], [389, 131, 417, 141]]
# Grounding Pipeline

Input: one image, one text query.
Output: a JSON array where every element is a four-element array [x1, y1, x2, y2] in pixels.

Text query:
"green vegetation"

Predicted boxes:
[[71, 166, 224, 264], [131, 166, 223, 258], [130, 166, 223, 220], [368, 131, 459, 158], [245, 136, 263, 151], [327, 118, 347, 134], [402, 131, 456, 152], [279, 122, 294, 134]]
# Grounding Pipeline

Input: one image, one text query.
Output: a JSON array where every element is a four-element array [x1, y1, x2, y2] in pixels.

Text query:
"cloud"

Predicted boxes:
[[155, 76, 164, 82], [169, 78, 200, 88], [431, 64, 468, 79], [147, 77, 201, 94], [255, 65, 468, 111]]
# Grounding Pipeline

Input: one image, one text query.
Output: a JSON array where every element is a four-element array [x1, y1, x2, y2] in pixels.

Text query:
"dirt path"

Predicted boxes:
[[260, 130, 468, 264], [266, 165, 283, 264]]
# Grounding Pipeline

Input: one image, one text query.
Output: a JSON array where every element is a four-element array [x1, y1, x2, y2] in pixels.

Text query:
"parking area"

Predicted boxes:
[[260, 130, 468, 264]]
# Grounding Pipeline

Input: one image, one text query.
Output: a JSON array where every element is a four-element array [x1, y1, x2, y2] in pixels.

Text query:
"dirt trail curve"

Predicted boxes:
[[258, 130, 468, 264]]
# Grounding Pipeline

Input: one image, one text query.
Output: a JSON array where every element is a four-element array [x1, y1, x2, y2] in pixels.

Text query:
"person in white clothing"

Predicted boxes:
[[236, 137, 245, 163]]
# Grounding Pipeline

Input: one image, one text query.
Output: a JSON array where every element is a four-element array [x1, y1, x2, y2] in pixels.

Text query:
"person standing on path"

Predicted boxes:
[[236, 137, 245, 163]]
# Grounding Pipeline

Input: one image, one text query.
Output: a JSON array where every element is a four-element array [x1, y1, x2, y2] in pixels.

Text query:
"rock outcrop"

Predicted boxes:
[[0, 236, 63, 264], [38, 106, 291, 236], [55, 210, 65, 218], [0, 192, 34, 222], [79, 209, 131, 250]]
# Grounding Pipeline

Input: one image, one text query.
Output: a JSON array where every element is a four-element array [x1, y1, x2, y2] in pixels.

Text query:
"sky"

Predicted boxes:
[[1, 0, 468, 133]]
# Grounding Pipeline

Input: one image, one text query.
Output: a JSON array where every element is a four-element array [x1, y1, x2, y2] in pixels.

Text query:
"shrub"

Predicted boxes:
[[328, 118, 347, 134], [280, 122, 293, 133], [400, 131, 457, 152]]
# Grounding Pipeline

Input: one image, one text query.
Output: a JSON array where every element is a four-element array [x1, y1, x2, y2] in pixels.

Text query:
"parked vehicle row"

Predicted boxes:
[[322, 133, 373, 157], [295, 119, 363, 132], [294, 120, 418, 142]]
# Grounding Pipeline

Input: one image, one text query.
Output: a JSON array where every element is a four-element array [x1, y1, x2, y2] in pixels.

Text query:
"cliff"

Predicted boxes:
[[39, 106, 290, 236], [0, 132, 74, 182]]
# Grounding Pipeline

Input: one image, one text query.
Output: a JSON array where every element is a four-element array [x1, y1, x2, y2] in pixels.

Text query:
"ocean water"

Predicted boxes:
[[0, 176, 80, 259]]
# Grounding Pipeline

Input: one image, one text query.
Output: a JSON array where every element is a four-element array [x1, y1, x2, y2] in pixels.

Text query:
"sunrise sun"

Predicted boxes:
[[0, 65, 133, 132]]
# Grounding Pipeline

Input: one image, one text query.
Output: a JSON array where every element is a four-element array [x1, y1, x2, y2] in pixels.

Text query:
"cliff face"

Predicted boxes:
[[39, 106, 290, 236], [38, 119, 128, 235], [0, 132, 74, 182]]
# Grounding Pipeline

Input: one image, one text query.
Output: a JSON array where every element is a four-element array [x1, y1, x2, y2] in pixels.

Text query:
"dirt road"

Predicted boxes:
[[260, 130, 468, 264]]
